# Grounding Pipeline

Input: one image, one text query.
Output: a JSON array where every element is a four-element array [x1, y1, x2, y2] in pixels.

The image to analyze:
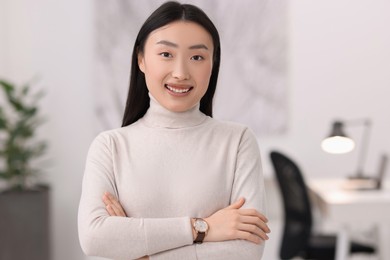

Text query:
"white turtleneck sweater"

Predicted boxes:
[[78, 95, 266, 260]]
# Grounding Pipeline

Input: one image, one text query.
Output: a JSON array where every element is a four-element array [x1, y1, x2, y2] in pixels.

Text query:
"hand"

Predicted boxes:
[[102, 193, 149, 259], [102, 192, 127, 217], [202, 198, 270, 244]]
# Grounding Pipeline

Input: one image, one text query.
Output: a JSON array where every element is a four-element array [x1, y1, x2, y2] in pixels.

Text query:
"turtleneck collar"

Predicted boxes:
[[141, 93, 208, 129]]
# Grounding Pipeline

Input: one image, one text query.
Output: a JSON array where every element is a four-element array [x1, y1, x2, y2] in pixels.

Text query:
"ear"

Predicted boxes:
[[138, 52, 145, 73]]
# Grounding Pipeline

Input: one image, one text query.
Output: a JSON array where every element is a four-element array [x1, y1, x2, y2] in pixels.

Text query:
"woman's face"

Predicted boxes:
[[138, 21, 214, 112]]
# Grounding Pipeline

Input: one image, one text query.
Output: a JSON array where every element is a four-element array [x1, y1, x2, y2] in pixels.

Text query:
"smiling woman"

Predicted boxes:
[[138, 21, 213, 113], [78, 2, 270, 259], [93, 0, 287, 135]]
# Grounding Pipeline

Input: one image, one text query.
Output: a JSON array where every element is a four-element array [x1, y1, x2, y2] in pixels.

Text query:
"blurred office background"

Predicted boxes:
[[1, 0, 389, 259]]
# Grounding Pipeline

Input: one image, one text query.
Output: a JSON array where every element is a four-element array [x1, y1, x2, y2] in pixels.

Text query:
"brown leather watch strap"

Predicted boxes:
[[194, 232, 206, 244]]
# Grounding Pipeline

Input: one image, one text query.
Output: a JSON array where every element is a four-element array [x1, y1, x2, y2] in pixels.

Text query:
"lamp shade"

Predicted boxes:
[[321, 121, 355, 154]]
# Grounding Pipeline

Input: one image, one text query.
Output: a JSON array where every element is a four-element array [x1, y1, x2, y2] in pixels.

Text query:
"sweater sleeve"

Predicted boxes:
[[78, 133, 194, 259], [199, 127, 266, 259], [151, 127, 266, 259], [150, 240, 262, 260]]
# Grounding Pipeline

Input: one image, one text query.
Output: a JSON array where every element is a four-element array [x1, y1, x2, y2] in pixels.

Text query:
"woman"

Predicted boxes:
[[78, 1, 270, 259]]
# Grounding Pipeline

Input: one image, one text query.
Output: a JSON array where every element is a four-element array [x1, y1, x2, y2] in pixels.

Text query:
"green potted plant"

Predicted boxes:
[[0, 79, 50, 260]]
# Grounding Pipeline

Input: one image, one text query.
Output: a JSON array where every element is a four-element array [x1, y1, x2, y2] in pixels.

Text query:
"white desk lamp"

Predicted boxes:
[[321, 119, 372, 179]]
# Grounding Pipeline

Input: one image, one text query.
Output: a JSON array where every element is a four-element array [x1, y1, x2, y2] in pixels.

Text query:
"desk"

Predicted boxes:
[[308, 179, 390, 260]]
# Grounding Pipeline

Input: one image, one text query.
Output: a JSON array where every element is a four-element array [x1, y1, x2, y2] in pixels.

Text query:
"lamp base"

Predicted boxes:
[[347, 175, 374, 180], [344, 174, 380, 190]]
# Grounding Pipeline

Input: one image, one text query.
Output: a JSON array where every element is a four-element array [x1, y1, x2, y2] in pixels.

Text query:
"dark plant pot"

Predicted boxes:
[[0, 185, 50, 260]]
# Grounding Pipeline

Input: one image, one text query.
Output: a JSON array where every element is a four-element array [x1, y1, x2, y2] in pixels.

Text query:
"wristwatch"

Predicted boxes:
[[193, 218, 209, 244]]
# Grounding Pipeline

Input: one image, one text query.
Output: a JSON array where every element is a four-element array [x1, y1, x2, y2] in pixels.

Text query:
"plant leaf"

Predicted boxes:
[[0, 79, 48, 190]]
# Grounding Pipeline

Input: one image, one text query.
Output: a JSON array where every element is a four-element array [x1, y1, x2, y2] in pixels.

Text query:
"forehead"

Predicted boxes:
[[146, 21, 213, 48]]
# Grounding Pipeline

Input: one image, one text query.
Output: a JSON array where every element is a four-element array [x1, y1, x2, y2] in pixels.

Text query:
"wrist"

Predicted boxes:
[[192, 218, 209, 244], [190, 218, 197, 240]]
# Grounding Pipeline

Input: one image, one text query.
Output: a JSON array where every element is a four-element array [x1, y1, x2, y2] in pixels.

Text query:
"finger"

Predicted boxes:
[[238, 208, 268, 223], [236, 230, 263, 244], [238, 223, 269, 241], [103, 192, 127, 216], [111, 203, 126, 216], [106, 205, 116, 216], [102, 192, 116, 207], [103, 193, 116, 210], [113, 204, 126, 217], [107, 199, 126, 216], [240, 215, 271, 234], [227, 198, 245, 209], [239, 209, 268, 223], [105, 192, 126, 216], [102, 193, 110, 205]]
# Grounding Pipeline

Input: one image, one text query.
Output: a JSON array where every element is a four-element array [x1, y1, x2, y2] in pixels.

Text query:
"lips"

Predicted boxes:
[[165, 84, 193, 94]]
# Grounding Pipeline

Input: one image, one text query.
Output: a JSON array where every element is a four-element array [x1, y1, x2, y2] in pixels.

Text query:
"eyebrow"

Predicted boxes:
[[156, 40, 209, 50]]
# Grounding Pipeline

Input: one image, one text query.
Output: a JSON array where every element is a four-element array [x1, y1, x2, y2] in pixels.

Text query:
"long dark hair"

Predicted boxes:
[[121, 1, 221, 127]]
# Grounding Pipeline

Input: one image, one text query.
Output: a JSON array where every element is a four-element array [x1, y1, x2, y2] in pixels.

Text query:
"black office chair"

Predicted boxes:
[[270, 151, 375, 260]]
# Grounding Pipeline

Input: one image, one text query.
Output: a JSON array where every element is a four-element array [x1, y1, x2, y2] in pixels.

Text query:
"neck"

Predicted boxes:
[[141, 93, 207, 129]]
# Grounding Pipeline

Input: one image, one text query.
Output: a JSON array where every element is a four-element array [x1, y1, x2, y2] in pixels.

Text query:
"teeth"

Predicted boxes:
[[166, 85, 191, 93]]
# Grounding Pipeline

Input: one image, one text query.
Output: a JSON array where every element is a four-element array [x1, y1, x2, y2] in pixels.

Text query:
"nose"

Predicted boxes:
[[172, 58, 190, 80]]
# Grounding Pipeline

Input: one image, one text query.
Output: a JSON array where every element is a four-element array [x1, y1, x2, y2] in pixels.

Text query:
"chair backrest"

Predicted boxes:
[[270, 151, 313, 259]]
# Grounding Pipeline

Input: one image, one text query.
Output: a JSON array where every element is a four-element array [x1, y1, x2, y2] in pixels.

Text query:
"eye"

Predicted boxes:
[[191, 55, 204, 61], [159, 52, 172, 58]]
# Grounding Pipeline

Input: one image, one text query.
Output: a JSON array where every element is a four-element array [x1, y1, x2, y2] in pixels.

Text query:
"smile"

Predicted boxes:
[[165, 84, 193, 94]]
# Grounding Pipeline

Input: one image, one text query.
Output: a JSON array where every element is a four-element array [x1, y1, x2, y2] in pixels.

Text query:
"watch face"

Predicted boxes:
[[194, 219, 208, 232]]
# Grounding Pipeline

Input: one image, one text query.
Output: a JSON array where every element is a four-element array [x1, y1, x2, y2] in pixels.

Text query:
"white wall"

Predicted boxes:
[[0, 0, 96, 259], [1, 0, 390, 259], [261, 0, 390, 181]]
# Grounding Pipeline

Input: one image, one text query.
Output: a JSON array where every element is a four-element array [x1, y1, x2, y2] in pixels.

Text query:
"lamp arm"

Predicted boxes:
[[344, 118, 372, 127], [353, 119, 372, 178], [324, 118, 373, 179]]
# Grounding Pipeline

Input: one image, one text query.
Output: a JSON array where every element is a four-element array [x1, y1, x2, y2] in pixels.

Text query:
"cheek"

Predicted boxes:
[[144, 60, 167, 83], [195, 64, 213, 92]]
